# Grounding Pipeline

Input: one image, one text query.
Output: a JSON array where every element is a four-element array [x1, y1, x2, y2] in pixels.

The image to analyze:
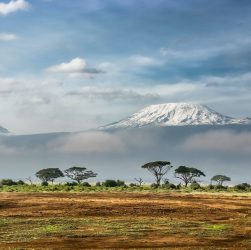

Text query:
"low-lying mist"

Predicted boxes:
[[0, 125, 250, 184]]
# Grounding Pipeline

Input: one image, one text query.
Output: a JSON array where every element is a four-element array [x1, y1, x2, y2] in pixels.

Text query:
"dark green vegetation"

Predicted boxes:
[[64, 166, 97, 184], [1, 181, 251, 193], [174, 166, 206, 187], [211, 175, 231, 186], [35, 168, 64, 184]]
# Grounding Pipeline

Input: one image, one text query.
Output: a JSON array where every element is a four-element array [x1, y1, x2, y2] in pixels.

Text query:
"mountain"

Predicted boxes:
[[0, 125, 10, 135], [101, 103, 251, 129]]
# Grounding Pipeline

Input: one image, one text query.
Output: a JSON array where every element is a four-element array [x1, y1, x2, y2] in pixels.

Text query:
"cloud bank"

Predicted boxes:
[[47, 131, 124, 154], [0, 127, 251, 183], [181, 130, 251, 154], [67, 87, 160, 102], [0, 0, 29, 16]]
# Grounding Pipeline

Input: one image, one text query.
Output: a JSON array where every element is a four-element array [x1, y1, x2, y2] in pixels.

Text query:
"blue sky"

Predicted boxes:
[[1, 0, 251, 133]]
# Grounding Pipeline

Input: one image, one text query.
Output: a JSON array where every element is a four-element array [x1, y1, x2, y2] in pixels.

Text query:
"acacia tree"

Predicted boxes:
[[25, 176, 33, 185], [134, 177, 143, 186], [211, 175, 231, 186], [141, 161, 172, 186], [35, 168, 64, 184], [64, 166, 97, 184], [175, 166, 205, 187]]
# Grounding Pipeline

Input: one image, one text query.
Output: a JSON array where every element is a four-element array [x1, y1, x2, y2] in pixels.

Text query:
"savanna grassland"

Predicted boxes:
[[0, 191, 251, 249]]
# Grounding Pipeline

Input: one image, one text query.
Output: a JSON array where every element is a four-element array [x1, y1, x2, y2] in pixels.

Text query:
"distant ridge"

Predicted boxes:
[[101, 103, 251, 129], [0, 125, 10, 134]]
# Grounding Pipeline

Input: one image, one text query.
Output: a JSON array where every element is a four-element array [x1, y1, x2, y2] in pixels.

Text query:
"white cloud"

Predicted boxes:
[[48, 132, 124, 154], [47, 57, 103, 78], [0, 33, 18, 41], [0, 0, 29, 16], [48, 58, 87, 73], [181, 130, 251, 154], [0, 77, 22, 92], [130, 54, 160, 66]]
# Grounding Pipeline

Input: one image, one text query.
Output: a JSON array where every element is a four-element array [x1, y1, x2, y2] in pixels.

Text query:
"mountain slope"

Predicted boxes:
[[0, 125, 10, 135], [101, 103, 251, 129]]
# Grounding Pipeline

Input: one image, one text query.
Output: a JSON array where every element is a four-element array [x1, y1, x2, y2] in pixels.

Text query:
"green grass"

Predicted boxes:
[[0, 183, 251, 195], [0, 216, 235, 243], [204, 224, 229, 231]]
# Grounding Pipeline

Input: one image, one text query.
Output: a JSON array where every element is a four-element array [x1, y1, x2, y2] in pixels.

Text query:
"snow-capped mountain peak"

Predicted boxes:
[[101, 103, 251, 129]]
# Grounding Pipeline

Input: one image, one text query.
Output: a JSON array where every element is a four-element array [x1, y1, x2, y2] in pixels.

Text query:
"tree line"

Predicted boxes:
[[0, 160, 234, 188], [141, 161, 231, 187]]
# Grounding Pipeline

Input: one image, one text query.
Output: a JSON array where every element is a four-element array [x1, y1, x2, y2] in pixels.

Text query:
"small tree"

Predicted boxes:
[[211, 175, 231, 186], [64, 166, 97, 184], [102, 180, 125, 187], [25, 176, 33, 185], [175, 166, 205, 187], [134, 177, 143, 186], [141, 161, 172, 186], [35, 168, 64, 184]]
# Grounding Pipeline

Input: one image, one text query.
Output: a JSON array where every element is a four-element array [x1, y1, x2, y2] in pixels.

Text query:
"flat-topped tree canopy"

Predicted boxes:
[[211, 175, 231, 186], [35, 168, 64, 184], [175, 166, 206, 187], [141, 161, 172, 186], [64, 166, 97, 184]]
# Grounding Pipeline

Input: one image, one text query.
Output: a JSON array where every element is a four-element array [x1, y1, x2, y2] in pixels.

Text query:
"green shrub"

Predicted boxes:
[[161, 183, 176, 189], [41, 181, 48, 186], [102, 180, 125, 187], [150, 183, 159, 189], [0, 179, 17, 186], [16, 180, 25, 185], [190, 182, 201, 190], [234, 183, 250, 191], [129, 183, 137, 187], [214, 185, 228, 191], [207, 184, 214, 190], [81, 182, 91, 187], [65, 182, 78, 186]]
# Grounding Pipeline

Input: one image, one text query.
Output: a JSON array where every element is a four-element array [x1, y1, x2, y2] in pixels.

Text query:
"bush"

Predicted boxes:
[[190, 182, 201, 190], [163, 179, 170, 185], [65, 182, 78, 186], [95, 182, 101, 187], [129, 183, 137, 187], [234, 183, 251, 191], [81, 182, 91, 187], [102, 180, 117, 187], [116, 180, 126, 187], [16, 180, 25, 185], [214, 185, 228, 191], [0, 179, 17, 186], [207, 184, 214, 190], [41, 181, 48, 186], [150, 183, 159, 189], [102, 180, 125, 187], [161, 183, 176, 189]]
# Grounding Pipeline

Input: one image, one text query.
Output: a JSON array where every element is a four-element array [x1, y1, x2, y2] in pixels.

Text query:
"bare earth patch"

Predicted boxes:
[[0, 192, 251, 249]]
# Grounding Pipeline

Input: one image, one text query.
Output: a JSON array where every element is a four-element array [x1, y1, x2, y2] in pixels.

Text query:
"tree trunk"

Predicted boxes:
[[156, 177, 160, 186]]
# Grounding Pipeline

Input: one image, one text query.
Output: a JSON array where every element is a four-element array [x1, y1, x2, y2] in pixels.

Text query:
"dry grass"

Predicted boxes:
[[0, 192, 251, 249]]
